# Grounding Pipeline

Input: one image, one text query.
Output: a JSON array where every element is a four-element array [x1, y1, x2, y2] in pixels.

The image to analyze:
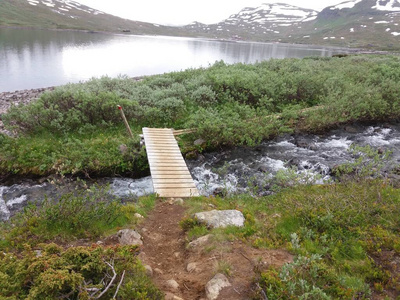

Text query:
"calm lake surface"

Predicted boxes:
[[0, 28, 350, 92]]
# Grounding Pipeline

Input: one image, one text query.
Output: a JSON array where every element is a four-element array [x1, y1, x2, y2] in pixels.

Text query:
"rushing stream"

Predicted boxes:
[[1, 123, 400, 221]]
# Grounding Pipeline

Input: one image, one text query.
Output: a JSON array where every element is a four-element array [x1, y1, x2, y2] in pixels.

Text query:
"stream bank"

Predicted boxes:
[[1, 122, 399, 221]]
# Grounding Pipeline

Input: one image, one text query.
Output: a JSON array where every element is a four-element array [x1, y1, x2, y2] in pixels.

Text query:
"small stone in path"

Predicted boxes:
[[165, 292, 184, 300], [117, 229, 143, 246], [134, 213, 144, 219], [195, 210, 245, 228], [166, 279, 180, 290], [154, 268, 164, 275], [144, 265, 153, 277], [205, 273, 231, 300], [186, 262, 200, 273], [187, 234, 213, 250], [168, 198, 184, 205]]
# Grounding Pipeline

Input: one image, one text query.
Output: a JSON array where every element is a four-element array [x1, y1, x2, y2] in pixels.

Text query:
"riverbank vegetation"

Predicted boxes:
[[1, 54, 400, 178], [1, 54, 400, 298]]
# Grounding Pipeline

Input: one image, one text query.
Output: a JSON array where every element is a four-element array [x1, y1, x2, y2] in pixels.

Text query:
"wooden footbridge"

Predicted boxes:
[[142, 128, 200, 198]]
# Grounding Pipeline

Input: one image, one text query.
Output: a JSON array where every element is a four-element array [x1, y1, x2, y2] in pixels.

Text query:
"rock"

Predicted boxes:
[[117, 229, 143, 246], [166, 279, 179, 290], [137, 252, 146, 262], [165, 292, 184, 300], [34, 250, 42, 257], [186, 150, 198, 160], [168, 198, 184, 205], [194, 138, 206, 147], [257, 164, 269, 173], [174, 252, 181, 258], [119, 144, 128, 155], [134, 213, 144, 219], [205, 273, 231, 300], [187, 234, 213, 250], [344, 125, 359, 133], [194, 210, 245, 228], [212, 187, 225, 197], [144, 265, 153, 277], [154, 268, 164, 275], [187, 262, 200, 273], [294, 137, 317, 150]]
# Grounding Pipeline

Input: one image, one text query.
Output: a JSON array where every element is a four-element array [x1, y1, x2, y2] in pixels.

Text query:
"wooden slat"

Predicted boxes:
[[152, 179, 195, 184], [154, 183, 197, 189], [151, 170, 192, 175], [152, 175, 194, 179], [155, 188, 200, 198]]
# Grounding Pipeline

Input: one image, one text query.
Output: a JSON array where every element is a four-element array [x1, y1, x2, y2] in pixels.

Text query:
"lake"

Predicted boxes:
[[0, 28, 350, 92]]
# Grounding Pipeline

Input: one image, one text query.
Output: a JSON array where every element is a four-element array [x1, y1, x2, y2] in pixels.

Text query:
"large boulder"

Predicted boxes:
[[194, 210, 245, 228], [117, 229, 143, 246]]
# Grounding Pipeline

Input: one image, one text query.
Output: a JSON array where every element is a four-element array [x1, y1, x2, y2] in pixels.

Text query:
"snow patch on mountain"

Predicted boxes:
[[372, 0, 400, 11], [25, 0, 105, 15], [224, 3, 318, 26], [330, 0, 362, 10]]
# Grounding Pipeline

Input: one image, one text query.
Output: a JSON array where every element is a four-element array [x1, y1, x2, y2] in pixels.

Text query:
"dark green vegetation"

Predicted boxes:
[[1, 55, 400, 298], [1, 54, 400, 178], [0, 0, 189, 37], [0, 187, 162, 299], [183, 179, 400, 299]]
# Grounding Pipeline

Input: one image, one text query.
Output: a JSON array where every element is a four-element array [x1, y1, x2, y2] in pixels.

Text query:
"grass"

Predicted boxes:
[[2, 55, 400, 178], [0, 187, 160, 299], [182, 179, 400, 299]]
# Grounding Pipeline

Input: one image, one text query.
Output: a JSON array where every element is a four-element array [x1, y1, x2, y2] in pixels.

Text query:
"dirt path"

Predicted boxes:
[[137, 200, 293, 300]]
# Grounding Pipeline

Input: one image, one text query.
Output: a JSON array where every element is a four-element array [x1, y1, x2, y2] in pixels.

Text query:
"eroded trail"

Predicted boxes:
[[137, 200, 293, 300]]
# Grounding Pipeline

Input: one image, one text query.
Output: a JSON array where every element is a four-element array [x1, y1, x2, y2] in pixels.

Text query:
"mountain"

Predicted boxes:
[[184, 3, 318, 41], [310, 0, 400, 49], [0, 0, 189, 36], [184, 0, 400, 50], [1, 0, 400, 50]]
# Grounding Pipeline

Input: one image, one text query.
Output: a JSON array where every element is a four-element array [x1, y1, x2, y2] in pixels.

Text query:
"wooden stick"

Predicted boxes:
[[117, 105, 134, 139]]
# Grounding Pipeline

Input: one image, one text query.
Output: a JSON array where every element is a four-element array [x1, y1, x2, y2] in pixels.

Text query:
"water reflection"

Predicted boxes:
[[0, 28, 349, 92]]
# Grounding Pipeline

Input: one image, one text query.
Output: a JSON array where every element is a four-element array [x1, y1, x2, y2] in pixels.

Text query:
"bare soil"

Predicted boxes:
[[137, 200, 293, 300]]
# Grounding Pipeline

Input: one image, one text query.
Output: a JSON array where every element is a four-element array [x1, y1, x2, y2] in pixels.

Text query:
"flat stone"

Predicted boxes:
[[166, 279, 179, 290], [154, 268, 164, 275], [117, 229, 143, 246], [134, 213, 144, 219], [205, 273, 231, 300], [187, 262, 200, 273], [194, 210, 245, 228], [144, 265, 153, 277], [187, 234, 213, 250]]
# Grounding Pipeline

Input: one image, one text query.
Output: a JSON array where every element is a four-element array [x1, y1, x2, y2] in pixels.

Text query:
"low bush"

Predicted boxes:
[[2, 55, 400, 177]]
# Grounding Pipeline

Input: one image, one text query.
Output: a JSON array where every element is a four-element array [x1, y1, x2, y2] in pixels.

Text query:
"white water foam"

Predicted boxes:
[[110, 177, 154, 198], [0, 187, 11, 220]]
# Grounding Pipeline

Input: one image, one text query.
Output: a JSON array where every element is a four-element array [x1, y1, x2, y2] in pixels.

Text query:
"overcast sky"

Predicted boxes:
[[74, 0, 344, 25]]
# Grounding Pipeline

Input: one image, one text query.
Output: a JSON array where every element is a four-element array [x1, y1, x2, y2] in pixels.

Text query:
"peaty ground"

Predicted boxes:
[[137, 200, 293, 300]]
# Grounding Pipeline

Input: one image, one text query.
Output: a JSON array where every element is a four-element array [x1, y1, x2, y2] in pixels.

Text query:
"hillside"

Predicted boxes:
[[1, 0, 400, 50], [0, 0, 190, 36], [184, 3, 318, 41], [184, 0, 400, 50]]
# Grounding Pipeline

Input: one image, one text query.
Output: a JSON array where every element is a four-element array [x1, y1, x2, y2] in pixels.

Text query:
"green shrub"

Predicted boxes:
[[0, 244, 162, 299]]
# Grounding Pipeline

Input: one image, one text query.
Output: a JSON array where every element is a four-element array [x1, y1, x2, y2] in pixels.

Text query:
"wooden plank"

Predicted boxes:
[[155, 188, 200, 198], [152, 178, 195, 184], [152, 175, 194, 179], [149, 163, 188, 168], [154, 183, 197, 189], [151, 169, 192, 176], [147, 150, 182, 154], [150, 166, 190, 171]]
